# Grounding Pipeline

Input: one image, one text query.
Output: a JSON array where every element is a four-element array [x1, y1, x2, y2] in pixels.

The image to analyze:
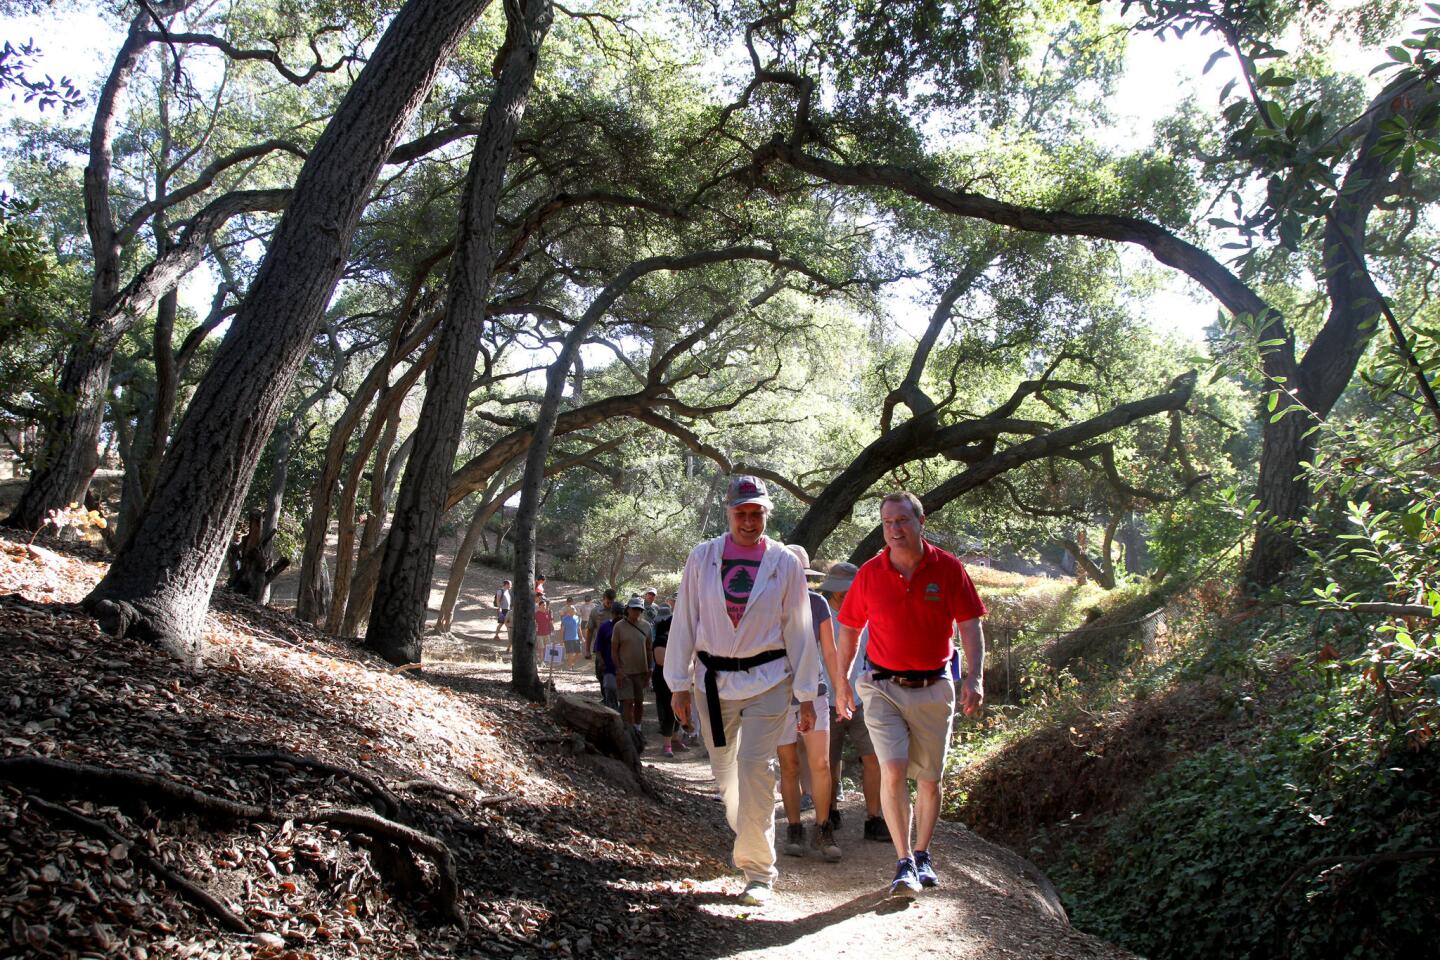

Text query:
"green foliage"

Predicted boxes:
[[1048, 675, 1440, 960]]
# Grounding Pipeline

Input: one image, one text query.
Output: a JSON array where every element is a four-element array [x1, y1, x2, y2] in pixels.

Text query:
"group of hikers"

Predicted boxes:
[[490, 475, 987, 906]]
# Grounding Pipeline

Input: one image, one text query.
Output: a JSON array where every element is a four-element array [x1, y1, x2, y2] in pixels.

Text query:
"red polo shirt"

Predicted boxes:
[[836, 541, 986, 672]]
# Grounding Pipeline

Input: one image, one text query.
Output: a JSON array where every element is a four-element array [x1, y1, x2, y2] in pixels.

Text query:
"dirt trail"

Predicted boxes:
[[419, 560, 1135, 960]]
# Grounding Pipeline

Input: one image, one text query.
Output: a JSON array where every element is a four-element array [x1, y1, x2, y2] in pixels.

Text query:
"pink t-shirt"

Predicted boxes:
[[721, 536, 766, 626]]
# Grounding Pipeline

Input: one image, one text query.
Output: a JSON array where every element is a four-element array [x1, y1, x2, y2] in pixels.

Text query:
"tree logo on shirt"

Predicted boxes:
[[925, 582, 941, 602], [726, 566, 755, 598]]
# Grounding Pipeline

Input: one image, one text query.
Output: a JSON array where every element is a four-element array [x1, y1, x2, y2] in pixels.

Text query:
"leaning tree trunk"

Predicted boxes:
[[6, 344, 113, 531], [328, 403, 401, 635], [295, 327, 439, 624], [82, 0, 497, 662], [1245, 404, 1318, 587], [366, 0, 552, 667], [338, 422, 409, 636], [434, 468, 517, 633]]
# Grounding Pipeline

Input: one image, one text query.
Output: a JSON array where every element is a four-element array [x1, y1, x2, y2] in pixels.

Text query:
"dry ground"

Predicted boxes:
[[1, 530, 1133, 959]]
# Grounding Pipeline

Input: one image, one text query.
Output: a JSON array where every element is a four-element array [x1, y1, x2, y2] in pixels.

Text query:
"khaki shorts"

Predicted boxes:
[[618, 672, 649, 702], [777, 694, 830, 746], [856, 673, 955, 782]]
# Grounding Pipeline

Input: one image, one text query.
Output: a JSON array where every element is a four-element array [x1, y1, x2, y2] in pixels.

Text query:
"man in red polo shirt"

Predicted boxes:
[[834, 491, 986, 897]]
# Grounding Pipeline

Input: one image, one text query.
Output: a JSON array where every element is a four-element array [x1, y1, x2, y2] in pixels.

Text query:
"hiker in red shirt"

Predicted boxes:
[[834, 491, 986, 897]]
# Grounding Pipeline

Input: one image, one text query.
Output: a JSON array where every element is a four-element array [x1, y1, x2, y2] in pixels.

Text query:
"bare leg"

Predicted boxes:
[[861, 754, 882, 817], [914, 778, 941, 852], [802, 727, 832, 825], [880, 758, 912, 860], [776, 743, 802, 824]]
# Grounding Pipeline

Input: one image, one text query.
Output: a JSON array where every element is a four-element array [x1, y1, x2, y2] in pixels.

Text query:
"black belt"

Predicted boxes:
[[696, 649, 786, 747], [871, 666, 947, 688]]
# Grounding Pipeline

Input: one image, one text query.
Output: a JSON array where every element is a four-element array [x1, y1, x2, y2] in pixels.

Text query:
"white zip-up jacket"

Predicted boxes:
[[664, 534, 819, 703]]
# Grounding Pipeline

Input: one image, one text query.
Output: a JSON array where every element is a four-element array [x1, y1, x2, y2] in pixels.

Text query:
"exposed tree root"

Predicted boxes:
[[22, 794, 254, 935], [0, 755, 464, 926], [83, 595, 205, 668], [225, 749, 403, 820]]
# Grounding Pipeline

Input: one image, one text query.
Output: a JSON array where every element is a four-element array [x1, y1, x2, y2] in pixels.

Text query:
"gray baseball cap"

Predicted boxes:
[[726, 475, 773, 509]]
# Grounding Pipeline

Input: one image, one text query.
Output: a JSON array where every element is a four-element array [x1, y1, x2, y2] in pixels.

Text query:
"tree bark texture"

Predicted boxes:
[[433, 465, 519, 633], [83, 0, 497, 660], [5, 345, 112, 530], [366, 0, 552, 667]]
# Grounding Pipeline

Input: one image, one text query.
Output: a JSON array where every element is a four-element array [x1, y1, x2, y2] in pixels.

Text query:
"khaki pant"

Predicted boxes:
[[696, 677, 792, 884], [856, 673, 955, 782]]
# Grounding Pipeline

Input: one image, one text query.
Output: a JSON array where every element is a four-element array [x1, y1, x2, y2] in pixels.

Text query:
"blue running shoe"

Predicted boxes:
[[890, 858, 921, 897], [914, 849, 939, 888]]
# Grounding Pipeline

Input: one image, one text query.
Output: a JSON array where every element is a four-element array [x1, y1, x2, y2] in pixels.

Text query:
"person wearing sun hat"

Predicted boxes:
[[775, 543, 844, 863], [613, 595, 654, 741], [665, 475, 818, 907]]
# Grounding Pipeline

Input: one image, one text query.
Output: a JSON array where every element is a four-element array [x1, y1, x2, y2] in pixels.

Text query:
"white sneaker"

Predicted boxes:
[[737, 881, 772, 906]]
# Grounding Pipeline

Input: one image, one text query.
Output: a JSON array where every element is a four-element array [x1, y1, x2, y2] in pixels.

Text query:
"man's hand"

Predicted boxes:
[[797, 699, 816, 734], [671, 690, 692, 727], [834, 679, 855, 720], [960, 673, 984, 717]]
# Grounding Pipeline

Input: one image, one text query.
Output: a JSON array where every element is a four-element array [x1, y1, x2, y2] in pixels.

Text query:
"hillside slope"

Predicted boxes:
[[1, 532, 1132, 959]]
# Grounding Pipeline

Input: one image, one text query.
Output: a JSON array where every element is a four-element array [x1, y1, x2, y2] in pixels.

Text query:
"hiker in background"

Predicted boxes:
[[776, 544, 843, 863], [535, 573, 547, 599], [561, 602, 583, 667], [613, 596, 654, 744], [665, 475, 819, 907], [593, 602, 623, 710], [642, 586, 659, 624], [834, 491, 986, 898], [586, 588, 617, 687], [493, 579, 512, 640], [533, 591, 554, 662], [820, 561, 887, 842], [651, 603, 687, 757]]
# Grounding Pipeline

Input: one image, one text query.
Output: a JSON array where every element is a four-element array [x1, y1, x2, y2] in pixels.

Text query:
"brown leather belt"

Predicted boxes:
[[872, 667, 947, 689]]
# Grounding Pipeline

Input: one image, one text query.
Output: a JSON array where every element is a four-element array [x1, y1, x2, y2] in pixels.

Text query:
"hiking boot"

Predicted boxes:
[[737, 880, 772, 906], [864, 816, 890, 842], [814, 820, 842, 862], [663, 743, 673, 757], [783, 823, 805, 857], [800, 792, 814, 811], [890, 858, 921, 898], [673, 737, 690, 752], [914, 849, 939, 888]]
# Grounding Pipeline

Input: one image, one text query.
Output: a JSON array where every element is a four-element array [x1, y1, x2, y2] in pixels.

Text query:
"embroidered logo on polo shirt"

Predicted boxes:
[[924, 582, 941, 602]]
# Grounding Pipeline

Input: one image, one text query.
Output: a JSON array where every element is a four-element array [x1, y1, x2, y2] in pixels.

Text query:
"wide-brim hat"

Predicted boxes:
[[625, 596, 646, 610], [818, 561, 859, 593], [785, 543, 824, 579]]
